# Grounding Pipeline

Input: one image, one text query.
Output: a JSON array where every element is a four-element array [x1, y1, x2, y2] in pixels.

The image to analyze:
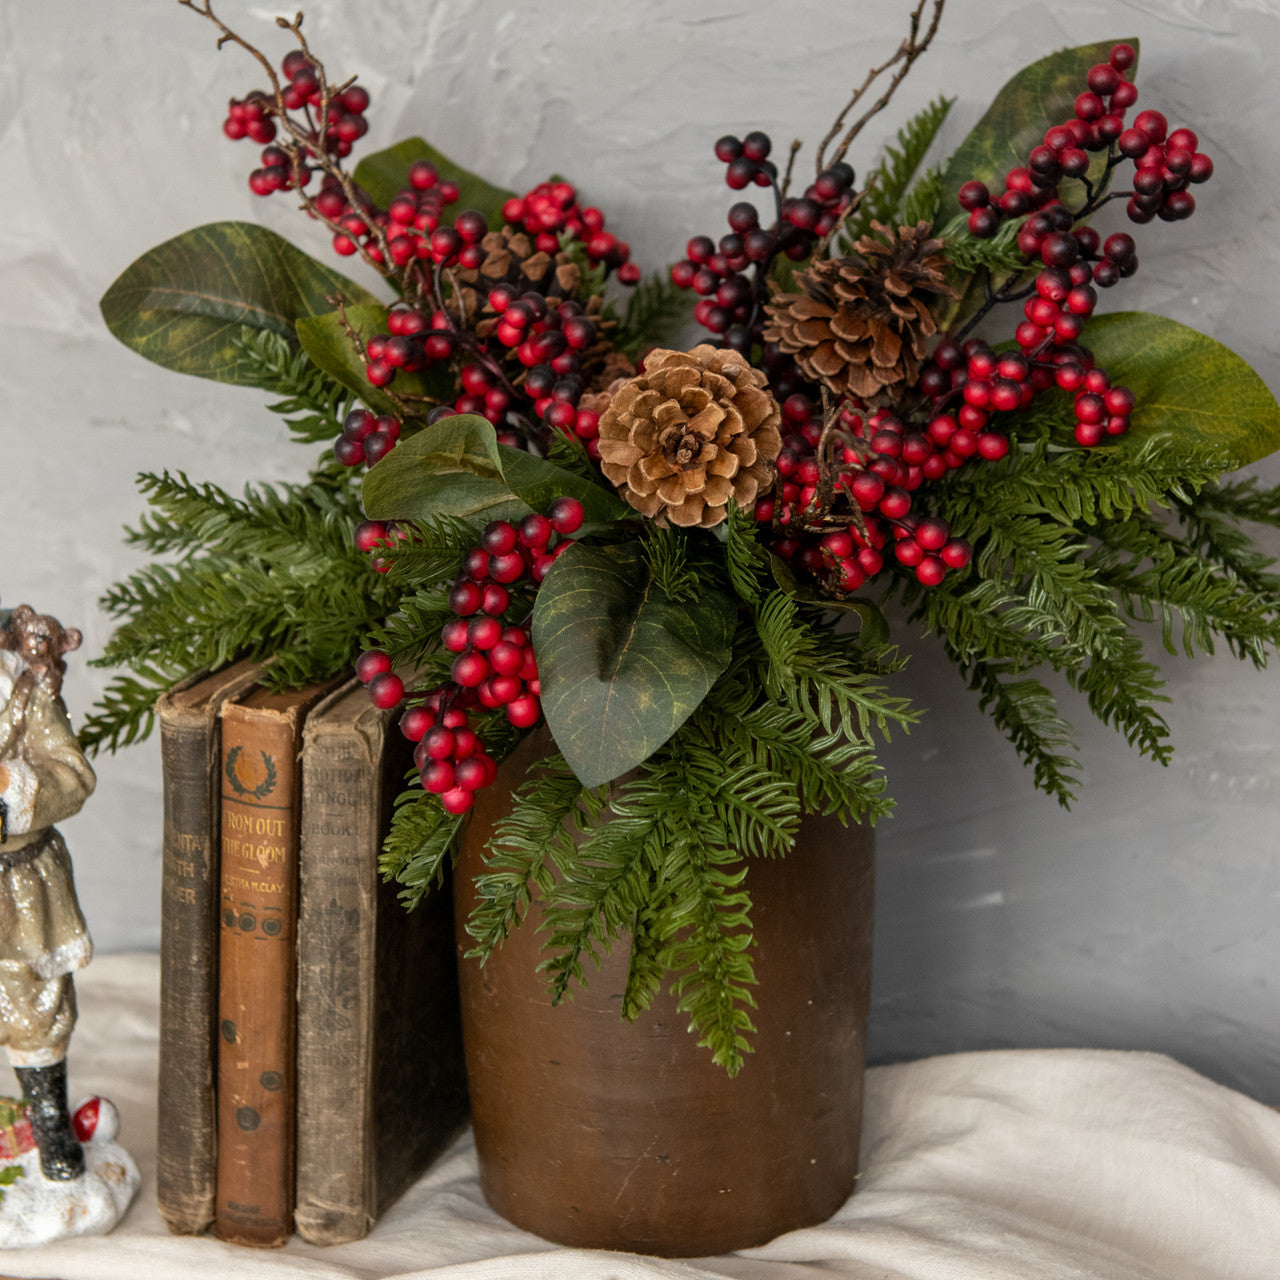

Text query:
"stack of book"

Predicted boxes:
[[156, 667, 468, 1247]]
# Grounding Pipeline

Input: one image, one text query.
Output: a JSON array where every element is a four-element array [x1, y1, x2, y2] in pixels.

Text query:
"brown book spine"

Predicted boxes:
[[293, 683, 387, 1245], [155, 662, 261, 1236], [213, 682, 333, 1247], [293, 681, 467, 1245]]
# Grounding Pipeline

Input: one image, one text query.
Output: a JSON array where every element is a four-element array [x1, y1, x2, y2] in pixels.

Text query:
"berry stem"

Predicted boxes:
[[329, 293, 432, 414], [182, 0, 397, 282], [952, 264, 1036, 342], [779, 138, 803, 200], [815, 0, 947, 173]]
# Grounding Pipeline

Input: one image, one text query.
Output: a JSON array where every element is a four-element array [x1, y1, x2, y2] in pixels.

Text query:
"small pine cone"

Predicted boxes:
[[762, 221, 957, 406], [597, 345, 782, 528], [581, 349, 637, 402], [460, 227, 581, 300]]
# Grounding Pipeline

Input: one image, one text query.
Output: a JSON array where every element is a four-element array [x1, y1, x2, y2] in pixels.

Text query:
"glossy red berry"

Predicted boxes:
[[353, 519, 388, 552], [548, 496, 585, 534], [355, 650, 392, 683], [520, 514, 553, 547], [448, 581, 483, 615], [398, 707, 433, 742], [489, 551, 525, 584], [481, 521, 518, 555], [367, 672, 405, 710], [468, 616, 503, 649], [506, 695, 541, 728], [440, 787, 475, 815], [481, 583, 511, 616], [441, 619, 470, 652], [452, 652, 490, 688], [914, 518, 950, 552], [915, 555, 947, 587]]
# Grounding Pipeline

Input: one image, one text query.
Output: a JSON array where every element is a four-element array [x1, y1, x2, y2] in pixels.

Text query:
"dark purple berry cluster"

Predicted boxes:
[[333, 408, 402, 468], [668, 132, 856, 347], [324, 160, 461, 265], [959, 44, 1212, 238], [1118, 117, 1212, 224]]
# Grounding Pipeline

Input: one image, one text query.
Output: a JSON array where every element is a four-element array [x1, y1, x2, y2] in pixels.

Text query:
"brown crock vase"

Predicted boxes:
[[453, 730, 876, 1257]]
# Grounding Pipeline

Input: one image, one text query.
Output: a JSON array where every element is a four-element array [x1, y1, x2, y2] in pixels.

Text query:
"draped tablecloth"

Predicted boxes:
[[1, 953, 1276, 1280]]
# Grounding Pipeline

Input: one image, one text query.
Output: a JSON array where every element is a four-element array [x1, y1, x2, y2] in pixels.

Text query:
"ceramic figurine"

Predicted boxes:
[[0, 603, 138, 1246]]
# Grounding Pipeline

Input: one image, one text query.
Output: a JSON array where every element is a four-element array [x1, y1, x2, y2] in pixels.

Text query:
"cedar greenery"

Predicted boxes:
[[83, 468, 393, 753]]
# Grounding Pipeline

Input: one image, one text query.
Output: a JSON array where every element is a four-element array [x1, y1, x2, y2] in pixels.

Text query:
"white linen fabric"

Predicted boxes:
[[0, 953, 1275, 1280]]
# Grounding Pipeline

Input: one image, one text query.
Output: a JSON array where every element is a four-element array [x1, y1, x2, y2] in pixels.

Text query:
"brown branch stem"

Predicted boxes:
[[180, 0, 399, 285], [815, 0, 947, 175]]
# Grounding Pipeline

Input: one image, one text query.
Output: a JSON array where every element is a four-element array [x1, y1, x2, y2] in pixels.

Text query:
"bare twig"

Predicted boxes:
[[815, 0, 947, 175], [814, 188, 864, 260], [779, 139, 803, 200], [329, 295, 433, 414], [179, 0, 404, 286]]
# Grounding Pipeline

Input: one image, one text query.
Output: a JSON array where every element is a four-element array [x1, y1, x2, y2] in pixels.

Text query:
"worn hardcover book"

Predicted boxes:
[[294, 679, 468, 1245], [155, 660, 262, 1236], [213, 679, 338, 1248]]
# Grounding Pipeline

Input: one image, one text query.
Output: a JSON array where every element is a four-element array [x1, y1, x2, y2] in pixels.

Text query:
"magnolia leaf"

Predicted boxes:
[[496, 444, 633, 526], [296, 305, 453, 418], [939, 39, 1137, 213], [362, 413, 529, 524], [1086, 312, 1280, 470], [100, 222, 380, 386], [534, 542, 737, 787], [770, 555, 890, 644], [937, 39, 1138, 326], [354, 137, 516, 229]]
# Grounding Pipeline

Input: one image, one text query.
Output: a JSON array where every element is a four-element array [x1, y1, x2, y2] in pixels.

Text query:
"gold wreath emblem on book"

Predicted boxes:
[[224, 746, 277, 800]]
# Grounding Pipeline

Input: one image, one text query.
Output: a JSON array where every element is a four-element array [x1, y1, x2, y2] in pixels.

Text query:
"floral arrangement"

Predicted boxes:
[[88, 0, 1280, 1072]]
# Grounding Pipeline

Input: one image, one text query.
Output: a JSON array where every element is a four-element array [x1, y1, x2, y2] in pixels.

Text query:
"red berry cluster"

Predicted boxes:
[[959, 44, 1140, 235], [326, 160, 462, 264], [756, 394, 971, 591], [222, 48, 371, 197], [353, 498, 585, 815], [334, 408, 403, 467], [917, 333, 1134, 451], [669, 132, 856, 347], [331, 290, 606, 466], [960, 44, 1211, 237], [501, 181, 641, 284], [324, 177, 638, 449], [222, 94, 277, 145]]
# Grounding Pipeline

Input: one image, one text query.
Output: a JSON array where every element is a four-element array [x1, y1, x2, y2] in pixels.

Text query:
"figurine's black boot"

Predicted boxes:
[[15, 1062, 84, 1181]]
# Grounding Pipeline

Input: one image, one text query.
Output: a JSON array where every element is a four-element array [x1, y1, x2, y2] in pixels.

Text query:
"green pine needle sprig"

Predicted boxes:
[[615, 272, 694, 358], [84, 469, 393, 754], [233, 328, 354, 448], [841, 95, 953, 246]]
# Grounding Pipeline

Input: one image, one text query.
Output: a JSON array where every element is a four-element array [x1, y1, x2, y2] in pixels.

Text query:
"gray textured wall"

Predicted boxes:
[[3, 0, 1277, 1098]]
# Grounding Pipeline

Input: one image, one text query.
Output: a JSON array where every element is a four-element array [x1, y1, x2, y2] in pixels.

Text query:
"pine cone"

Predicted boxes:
[[762, 221, 957, 406], [597, 345, 781, 528], [455, 227, 583, 324]]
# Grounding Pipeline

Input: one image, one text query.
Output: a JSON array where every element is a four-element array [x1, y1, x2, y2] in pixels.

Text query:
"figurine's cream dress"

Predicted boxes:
[[0, 649, 94, 1067]]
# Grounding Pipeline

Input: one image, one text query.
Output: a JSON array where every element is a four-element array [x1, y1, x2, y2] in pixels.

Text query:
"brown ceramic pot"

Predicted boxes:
[[453, 731, 876, 1257]]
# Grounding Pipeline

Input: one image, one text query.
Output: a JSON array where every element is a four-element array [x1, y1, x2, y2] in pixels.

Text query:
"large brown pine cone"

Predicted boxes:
[[762, 221, 957, 406], [596, 345, 782, 528]]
